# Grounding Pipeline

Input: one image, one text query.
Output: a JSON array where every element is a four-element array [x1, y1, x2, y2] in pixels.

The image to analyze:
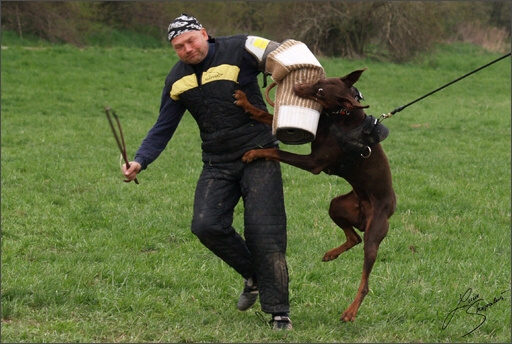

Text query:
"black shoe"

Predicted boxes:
[[236, 278, 258, 311], [271, 315, 293, 330]]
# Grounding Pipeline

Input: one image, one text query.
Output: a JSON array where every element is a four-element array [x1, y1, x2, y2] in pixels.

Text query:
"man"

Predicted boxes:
[[122, 14, 292, 330]]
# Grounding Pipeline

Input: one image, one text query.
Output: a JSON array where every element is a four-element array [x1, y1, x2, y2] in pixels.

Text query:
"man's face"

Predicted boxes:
[[171, 29, 209, 65]]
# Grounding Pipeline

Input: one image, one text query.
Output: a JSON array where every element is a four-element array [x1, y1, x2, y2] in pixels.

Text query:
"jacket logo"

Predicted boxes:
[[202, 64, 240, 85], [203, 71, 222, 82]]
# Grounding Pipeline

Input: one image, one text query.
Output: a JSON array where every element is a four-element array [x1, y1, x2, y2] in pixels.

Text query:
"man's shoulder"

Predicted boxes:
[[214, 34, 248, 45], [164, 60, 188, 85]]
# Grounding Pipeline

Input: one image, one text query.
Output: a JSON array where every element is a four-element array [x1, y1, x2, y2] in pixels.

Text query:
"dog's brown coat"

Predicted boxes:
[[234, 69, 396, 322]]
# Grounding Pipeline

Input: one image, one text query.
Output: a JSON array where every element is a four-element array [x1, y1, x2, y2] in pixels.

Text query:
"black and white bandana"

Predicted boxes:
[[167, 14, 203, 42]]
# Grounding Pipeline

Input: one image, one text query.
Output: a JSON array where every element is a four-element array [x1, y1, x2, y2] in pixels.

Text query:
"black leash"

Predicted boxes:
[[379, 52, 511, 122]]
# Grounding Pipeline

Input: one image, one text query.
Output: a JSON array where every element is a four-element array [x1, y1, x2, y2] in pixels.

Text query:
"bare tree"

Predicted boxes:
[[1, 1, 509, 61]]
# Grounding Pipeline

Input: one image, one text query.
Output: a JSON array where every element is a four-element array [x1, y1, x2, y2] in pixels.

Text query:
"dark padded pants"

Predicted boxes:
[[191, 158, 289, 314]]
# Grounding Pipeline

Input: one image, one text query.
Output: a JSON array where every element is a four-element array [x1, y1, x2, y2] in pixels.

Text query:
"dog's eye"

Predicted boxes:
[[316, 88, 325, 99]]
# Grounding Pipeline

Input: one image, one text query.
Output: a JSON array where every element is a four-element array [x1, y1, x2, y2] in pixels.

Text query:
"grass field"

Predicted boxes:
[[1, 35, 510, 342]]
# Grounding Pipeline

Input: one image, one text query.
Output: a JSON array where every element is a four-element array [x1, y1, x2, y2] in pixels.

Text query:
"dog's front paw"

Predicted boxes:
[[242, 150, 258, 163], [233, 90, 248, 107]]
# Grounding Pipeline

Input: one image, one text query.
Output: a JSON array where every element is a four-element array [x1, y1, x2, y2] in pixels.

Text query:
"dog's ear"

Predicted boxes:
[[340, 68, 367, 88]]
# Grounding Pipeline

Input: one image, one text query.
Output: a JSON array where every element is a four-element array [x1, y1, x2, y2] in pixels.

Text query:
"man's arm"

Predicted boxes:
[[123, 85, 186, 181]]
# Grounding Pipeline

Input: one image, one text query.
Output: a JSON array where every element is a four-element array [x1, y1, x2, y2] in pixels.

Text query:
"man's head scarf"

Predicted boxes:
[[167, 14, 203, 42]]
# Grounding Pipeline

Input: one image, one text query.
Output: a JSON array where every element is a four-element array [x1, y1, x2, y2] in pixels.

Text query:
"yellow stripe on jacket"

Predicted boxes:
[[170, 64, 240, 100]]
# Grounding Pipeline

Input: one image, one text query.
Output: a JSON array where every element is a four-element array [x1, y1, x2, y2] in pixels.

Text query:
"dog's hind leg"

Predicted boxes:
[[340, 210, 389, 322], [322, 191, 363, 262]]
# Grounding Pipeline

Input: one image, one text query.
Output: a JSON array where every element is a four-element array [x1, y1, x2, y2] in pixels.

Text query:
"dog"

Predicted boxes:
[[234, 69, 396, 322]]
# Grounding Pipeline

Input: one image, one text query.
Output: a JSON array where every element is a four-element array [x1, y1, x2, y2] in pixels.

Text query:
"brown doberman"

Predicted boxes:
[[234, 69, 396, 322]]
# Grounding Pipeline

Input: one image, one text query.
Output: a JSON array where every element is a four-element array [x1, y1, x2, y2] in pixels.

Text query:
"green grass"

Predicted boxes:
[[1, 36, 510, 342]]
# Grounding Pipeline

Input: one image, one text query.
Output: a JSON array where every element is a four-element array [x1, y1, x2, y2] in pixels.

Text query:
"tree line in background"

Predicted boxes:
[[2, 1, 510, 62]]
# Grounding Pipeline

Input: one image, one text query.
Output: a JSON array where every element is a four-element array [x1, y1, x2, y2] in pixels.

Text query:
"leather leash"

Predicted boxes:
[[379, 52, 511, 122]]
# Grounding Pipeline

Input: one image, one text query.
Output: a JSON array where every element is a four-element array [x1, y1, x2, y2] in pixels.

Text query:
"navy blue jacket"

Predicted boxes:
[[134, 35, 277, 169]]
